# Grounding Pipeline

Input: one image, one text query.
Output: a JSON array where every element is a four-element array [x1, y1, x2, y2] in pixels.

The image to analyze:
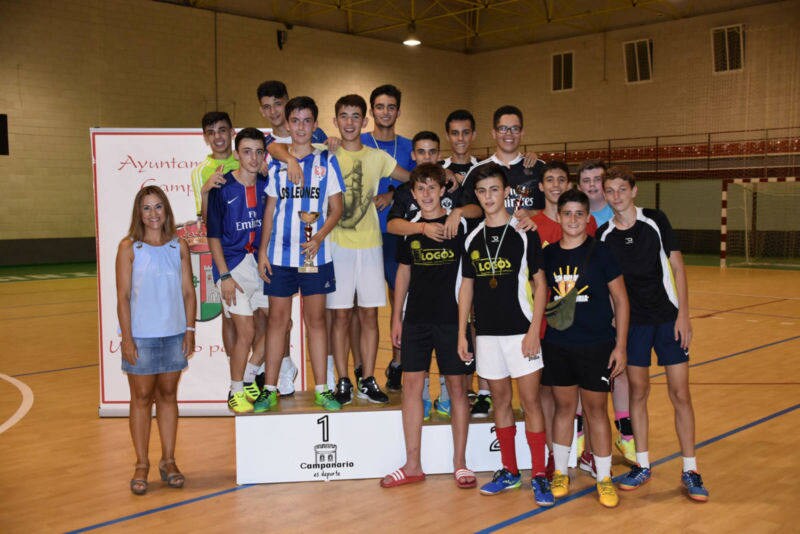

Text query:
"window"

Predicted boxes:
[[623, 39, 653, 83], [712, 24, 744, 72], [552, 52, 573, 91]]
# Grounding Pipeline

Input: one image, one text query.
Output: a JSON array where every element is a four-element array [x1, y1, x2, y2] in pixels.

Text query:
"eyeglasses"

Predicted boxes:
[[495, 125, 521, 135]]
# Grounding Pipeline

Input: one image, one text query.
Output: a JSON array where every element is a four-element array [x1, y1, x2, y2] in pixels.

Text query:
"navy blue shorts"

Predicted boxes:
[[628, 322, 689, 367], [382, 232, 399, 290], [123, 333, 187, 375], [263, 262, 336, 297]]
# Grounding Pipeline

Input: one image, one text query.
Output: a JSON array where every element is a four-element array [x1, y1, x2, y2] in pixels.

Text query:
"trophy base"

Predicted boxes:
[[298, 265, 319, 274]]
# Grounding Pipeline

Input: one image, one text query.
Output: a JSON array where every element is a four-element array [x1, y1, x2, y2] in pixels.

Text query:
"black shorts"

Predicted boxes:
[[401, 322, 475, 375], [541, 339, 615, 392]]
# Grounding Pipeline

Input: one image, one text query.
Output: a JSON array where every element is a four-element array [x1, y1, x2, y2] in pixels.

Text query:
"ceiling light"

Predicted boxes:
[[403, 22, 421, 46]]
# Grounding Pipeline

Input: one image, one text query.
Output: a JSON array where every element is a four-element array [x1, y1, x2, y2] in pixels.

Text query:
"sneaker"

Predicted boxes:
[[479, 468, 521, 495], [531, 476, 554, 507], [243, 381, 260, 403], [253, 388, 271, 413], [354, 365, 363, 386], [357, 376, 389, 404], [550, 470, 570, 498], [681, 471, 709, 502], [334, 377, 353, 405], [615, 435, 637, 465], [434, 397, 451, 418], [423, 398, 432, 421], [385, 363, 402, 391], [618, 465, 652, 490], [471, 394, 492, 418], [315, 389, 342, 411], [578, 451, 597, 479], [227, 391, 254, 414], [278, 357, 298, 396], [596, 477, 619, 508]]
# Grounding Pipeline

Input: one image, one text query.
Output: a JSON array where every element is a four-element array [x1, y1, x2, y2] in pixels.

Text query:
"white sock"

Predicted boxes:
[[315, 384, 326, 393], [553, 443, 571, 473], [595, 455, 612, 481], [265, 384, 277, 392], [422, 377, 431, 401], [230, 380, 244, 394], [636, 451, 650, 469], [327, 354, 334, 367], [682, 456, 697, 472], [257, 362, 265, 374], [439, 377, 450, 402], [244, 363, 259, 383], [478, 389, 491, 396]]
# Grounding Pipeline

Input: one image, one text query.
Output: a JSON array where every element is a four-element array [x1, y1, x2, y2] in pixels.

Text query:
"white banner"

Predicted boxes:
[[92, 128, 303, 416]]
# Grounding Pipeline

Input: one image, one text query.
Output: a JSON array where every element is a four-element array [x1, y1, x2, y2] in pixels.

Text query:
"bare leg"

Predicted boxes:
[[392, 371, 426, 478], [357, 306, 379, 378], [332, 308, 354, 378], [665, 363, 696, 457], [551, 385, 579, 446], [265, 297, 292, 386], [228, 313, 255, 383], [627, 366, 651, 452], [445, 374, 469, 470], [387, 288, 401, 365], [517, 372, 545, 433], [154, 371, 183, 479], [303, 294, 329, 386], [246, 308, 268, 366], [128, 374, 157, 485], [581, 389, 611, 457], [487, 377, 514, 428], [221, 315, 236, 357], [539, 385, 555, 450], [349, 308, 363, 369]]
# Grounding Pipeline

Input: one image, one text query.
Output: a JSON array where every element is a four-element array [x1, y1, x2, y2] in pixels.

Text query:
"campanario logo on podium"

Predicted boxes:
[[299, 416, 355, 479]]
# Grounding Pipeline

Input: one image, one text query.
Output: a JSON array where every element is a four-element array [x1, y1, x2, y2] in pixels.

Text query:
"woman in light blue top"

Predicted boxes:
[[116, 185, 196, 495]]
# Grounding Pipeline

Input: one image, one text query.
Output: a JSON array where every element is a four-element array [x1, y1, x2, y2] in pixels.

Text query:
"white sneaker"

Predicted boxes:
[[326, 355, 336, 391], [278, 356, 298, 396]]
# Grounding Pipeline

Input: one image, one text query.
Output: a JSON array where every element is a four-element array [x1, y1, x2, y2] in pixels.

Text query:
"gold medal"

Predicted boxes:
[[489, 277, 498, 289]]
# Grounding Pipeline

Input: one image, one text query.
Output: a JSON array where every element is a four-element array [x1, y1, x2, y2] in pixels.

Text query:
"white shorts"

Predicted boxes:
[[326, 243, 387, 309], [475, 334, 544, 380], [217, 254, 268, 317]]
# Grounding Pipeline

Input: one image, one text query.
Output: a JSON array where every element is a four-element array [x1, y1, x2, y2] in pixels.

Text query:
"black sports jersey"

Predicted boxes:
[[542, 237, 622, 345], [460, 155, 546, 212], [597, 207, 679, 325], [462, 221, 543, 336], [397, 214, 466, 325], [387, 182, 461, 222]]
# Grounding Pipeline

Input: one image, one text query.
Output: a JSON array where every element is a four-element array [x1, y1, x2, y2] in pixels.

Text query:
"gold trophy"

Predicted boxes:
[[298, 211, 321, 273]]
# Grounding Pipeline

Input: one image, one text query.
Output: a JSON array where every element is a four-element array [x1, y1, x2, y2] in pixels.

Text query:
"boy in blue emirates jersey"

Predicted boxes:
[[257, 97, 345, 411]]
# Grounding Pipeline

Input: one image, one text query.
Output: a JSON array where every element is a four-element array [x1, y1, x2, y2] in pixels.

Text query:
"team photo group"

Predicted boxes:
[[115, 80, 710, 508]]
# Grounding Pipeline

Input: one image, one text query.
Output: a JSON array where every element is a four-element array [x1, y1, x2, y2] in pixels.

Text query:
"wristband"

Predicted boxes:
[[220, 272, 232, 281], [185, 326, 196, 332]]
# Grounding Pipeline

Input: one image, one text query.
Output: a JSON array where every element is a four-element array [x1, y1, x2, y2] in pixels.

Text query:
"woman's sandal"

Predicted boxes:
[[454, 468, 477, 489], [158, 459, 185, 489], [130, 463, 149, 495]]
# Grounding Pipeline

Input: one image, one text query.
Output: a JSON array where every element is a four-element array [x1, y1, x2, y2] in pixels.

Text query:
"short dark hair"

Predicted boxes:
[[285, 96, 318, 121], [577, 159, 607, 179], [412, 130, 440, 149], [409, 163, 446, 188], [557, 188, 590, 213], [256, 80, 288, 101], [369, 84, 402, 109], [493, 105, 523, 129], [201, 111, 232, 130], [544, 160, 570, 178], [472, 162, 508, 188], [235, 127, 267, 151], [335, 94, 367, 116], [445, 109, 475, 132], [605, 165, 636, 187]]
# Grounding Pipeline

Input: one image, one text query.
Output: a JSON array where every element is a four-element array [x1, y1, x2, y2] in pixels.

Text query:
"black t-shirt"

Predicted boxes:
[[462, 221, 544, 336], [387, 182, 461, 222], [542, 237, 622, 345], [397, 215, 466, 325], [597, 207, 680, 325], [460, 155, 546, 212]]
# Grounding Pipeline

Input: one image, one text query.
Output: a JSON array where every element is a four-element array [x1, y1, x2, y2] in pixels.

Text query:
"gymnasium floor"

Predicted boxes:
[[0, 264, 798, 532]]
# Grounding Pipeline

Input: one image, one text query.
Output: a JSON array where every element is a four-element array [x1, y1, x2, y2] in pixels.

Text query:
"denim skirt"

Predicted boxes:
[[122, 333, 188, 375]]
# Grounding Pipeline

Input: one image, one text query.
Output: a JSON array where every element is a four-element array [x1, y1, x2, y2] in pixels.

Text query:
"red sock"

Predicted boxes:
[[526, 430, 547, 477], [496, 425, 518, 475]]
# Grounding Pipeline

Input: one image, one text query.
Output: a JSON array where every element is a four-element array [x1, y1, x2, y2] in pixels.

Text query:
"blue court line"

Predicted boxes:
[[475, 402, 800, 534], [12, 363, 98, 378], [649, 334, 800, 379]]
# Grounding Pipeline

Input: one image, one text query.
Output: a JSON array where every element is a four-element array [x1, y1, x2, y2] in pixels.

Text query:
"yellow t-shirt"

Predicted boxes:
[[191, 154, 239, 215], [332, 146, 397, 249]]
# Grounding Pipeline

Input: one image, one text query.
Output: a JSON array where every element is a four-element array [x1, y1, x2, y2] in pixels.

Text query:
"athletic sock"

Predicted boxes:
[[552, 443, 571, 473], [422, 377, 431, 401], [315, 384, 326, 393], [478, 389, 491, 397], [243, 363, 260, 384], [230, 380, 244, 394], [526, 431, 547, 477], [327, 354, 334, 369], [439, 377, 450, 402], [496, 425, 519, 475], [615, 411, 633, 438], [682, 456, 697, 472], [265, 384, 278, 392], [595, 455, 612, 480], [257, 362, 265, 374], [636, 451, 650, 469]]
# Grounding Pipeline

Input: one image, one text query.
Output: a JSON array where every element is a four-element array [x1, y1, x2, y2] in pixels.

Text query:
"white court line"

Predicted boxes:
[[692, 290, 800, 300], [0, 373, 34, 434]]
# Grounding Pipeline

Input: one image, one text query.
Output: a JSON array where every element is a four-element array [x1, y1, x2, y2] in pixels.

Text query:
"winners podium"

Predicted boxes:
[[235, 391, 539, 484]]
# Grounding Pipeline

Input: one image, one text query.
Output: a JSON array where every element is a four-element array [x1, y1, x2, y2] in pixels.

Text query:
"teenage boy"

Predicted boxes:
[[540, 188, 629, 508], [327, 94, 408, 405], [257, 97, 345, 412], [575, 159, 636, 470], [598, 166, 710, 502], [207, 128, 270, 413], [442, 109, 479, 182], [457, 163, 553, 507], [382, 163, 474, 489], [532, 161, 598, 246]]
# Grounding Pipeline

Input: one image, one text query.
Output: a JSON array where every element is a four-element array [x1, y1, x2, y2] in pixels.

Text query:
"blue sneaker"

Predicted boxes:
[[618, 465, 652, 490], [480, 468, 522, 495], [434, 397, 451, 418], [681, 471, 709, 502], [531, 476, 554, 507], [423, 398, 432, 421]]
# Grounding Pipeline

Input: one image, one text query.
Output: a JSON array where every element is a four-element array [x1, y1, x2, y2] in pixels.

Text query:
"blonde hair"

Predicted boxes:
[[126, 185, 177, 242]]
